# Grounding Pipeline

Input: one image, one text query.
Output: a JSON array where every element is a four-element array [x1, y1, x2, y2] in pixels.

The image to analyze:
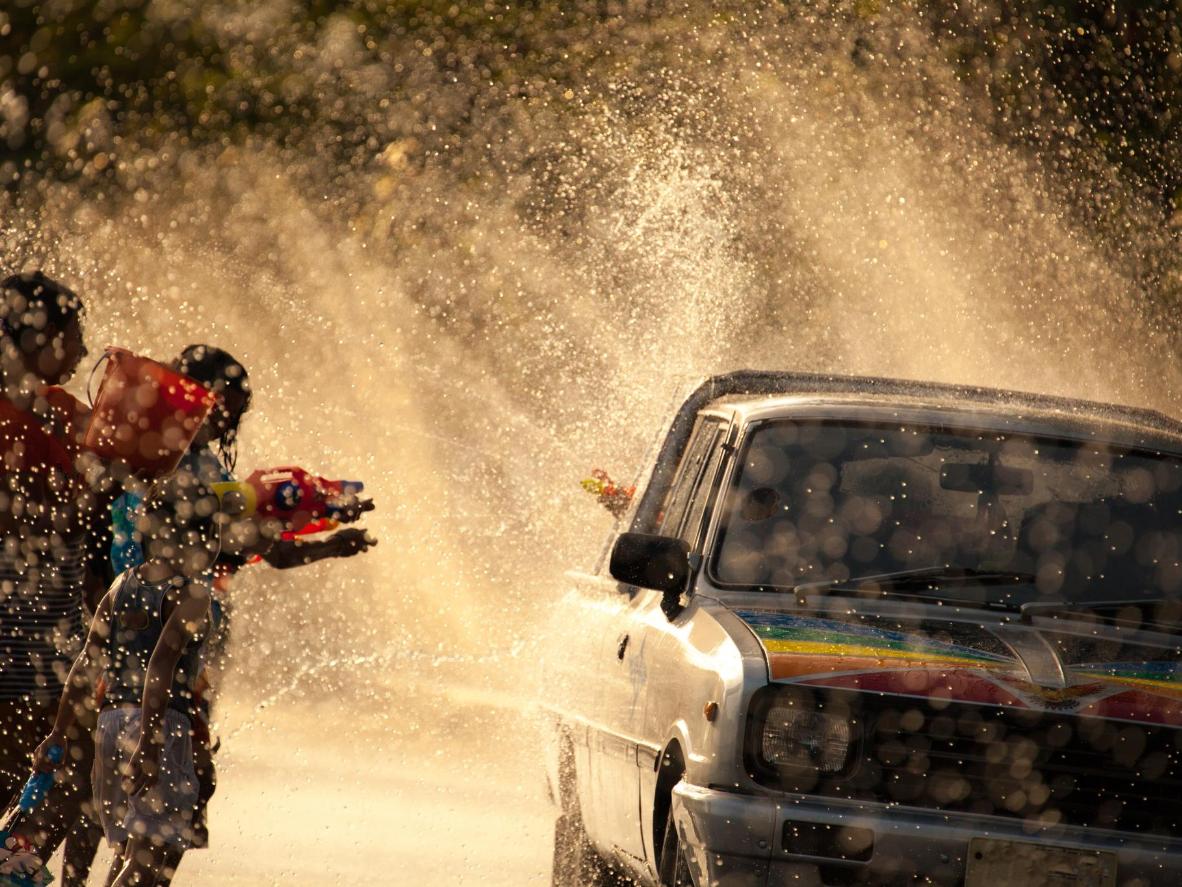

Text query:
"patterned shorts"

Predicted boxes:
[[93, 707, 199, 849]]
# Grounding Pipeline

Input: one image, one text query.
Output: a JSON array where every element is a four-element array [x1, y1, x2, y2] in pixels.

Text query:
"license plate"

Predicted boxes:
[[965, 838, 1117, 887]]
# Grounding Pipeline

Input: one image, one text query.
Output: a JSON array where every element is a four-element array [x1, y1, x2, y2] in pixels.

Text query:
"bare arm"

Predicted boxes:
[[81, 484, 122, 610], [261, 528, 376, 570], [218, 514, 280, 561], [139, 583, 210, 746], [34, 591, 113, 769], [223, 496, 376, 567]]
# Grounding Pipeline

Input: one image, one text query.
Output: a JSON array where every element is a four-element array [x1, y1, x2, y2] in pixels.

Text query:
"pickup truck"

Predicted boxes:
[[544, 370, 1182, 887]]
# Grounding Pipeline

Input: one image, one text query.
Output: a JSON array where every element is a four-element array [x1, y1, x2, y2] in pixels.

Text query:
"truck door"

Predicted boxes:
[[635, 415, 733, 866], [589, 415, 729, 868]]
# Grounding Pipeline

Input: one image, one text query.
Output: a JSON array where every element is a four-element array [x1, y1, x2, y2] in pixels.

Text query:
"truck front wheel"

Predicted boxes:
[[657, 813, 694, 887]]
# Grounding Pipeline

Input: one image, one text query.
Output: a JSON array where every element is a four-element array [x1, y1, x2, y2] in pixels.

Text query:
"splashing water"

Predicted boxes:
[[4, 3, 1182, 883]]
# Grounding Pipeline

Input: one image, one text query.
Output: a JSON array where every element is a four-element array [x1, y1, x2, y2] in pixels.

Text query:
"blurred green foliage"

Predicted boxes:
[[0, 0, 570, 181], [920, 1, 1182, 211], [1, 1, 1180, 222]]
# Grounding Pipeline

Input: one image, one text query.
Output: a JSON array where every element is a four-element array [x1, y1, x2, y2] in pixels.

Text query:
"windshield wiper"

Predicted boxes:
[[1020, 597, 1176, 627], [795, 565, 1037, 593], [794, 585, 1023, 613], [789, 566, 1036, 612]]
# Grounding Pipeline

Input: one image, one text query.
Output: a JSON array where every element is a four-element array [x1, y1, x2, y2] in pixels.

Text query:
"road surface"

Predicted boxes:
[[68, 667, 554, 885]]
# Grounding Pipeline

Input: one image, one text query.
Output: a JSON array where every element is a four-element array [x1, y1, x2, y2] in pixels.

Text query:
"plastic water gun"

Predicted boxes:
[[0, 746, 61, 887], [213, 467, 365, 536], [277, 517, 338, 541], [580, 469, 635, 519]]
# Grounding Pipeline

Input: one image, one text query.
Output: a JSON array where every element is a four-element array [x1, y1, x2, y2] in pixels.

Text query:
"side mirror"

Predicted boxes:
[[609, 532, 691, 594]]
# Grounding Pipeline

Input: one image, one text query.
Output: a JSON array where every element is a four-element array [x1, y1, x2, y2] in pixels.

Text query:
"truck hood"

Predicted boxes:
[[728, 602, 1182, 727]]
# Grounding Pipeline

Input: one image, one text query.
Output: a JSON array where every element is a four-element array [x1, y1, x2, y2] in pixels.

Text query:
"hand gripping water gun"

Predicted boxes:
[[0, 745, 62, 887], [213, 467, 366, 537]]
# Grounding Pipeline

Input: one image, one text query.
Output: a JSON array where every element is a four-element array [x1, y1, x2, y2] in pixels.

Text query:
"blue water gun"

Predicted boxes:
[[0, 745, 61, 887]]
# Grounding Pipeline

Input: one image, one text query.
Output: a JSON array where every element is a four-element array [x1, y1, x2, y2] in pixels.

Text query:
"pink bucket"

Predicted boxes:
[[82, 347, 218, 478]]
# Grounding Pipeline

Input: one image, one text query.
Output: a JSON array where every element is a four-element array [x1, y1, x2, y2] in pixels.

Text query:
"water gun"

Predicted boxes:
[[0, 746, 61, 887], [213, 467, 365, 536], [580, 469, 635, 519]]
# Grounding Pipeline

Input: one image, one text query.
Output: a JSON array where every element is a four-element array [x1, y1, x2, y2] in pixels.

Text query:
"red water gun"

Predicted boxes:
[[213, 467, 366, 537]]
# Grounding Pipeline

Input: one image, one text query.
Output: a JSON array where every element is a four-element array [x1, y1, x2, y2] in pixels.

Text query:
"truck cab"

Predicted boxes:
[[544, 371, 1182, 887]]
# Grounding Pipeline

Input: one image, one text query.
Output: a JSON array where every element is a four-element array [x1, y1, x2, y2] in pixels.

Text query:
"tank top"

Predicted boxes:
[[103, 570, 208, 722]]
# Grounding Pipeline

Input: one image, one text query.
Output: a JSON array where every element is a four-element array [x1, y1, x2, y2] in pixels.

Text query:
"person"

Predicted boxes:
[[62, 343, 375, 885], [177, 343, 375, 569], [34, 470, 221, 886], [110, 344, 374, 577], [0, 272, 103, 871]]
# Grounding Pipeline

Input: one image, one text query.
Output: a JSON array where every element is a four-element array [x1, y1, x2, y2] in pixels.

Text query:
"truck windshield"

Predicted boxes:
[[711, 420, 1182, 603]]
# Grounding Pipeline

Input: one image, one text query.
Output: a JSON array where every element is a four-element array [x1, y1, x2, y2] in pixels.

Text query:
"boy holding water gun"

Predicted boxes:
[[32, 471, 220, 886], [61, 343, 376, 887]]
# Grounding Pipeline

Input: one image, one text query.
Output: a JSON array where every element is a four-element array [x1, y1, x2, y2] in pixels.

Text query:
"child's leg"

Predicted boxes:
[[111, 836, 169, 886], [101, 847, 126, 887], [189, 724, 216, 848], [116, 709, 199, 885], [154, 846, 185, 886], [108, 844, 184, 887], [60, 806, 104, 887]]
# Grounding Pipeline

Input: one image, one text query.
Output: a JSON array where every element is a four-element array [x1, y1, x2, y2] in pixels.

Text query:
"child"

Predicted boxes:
[[64, 343, 376, 887], [33, 470, 221, 886], [0, 272, 101, 868]]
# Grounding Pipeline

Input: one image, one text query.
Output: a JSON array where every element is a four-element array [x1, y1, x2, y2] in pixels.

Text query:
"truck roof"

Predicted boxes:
[[703, 371, 1182, 439], [712, 393, 1182, 451], [628, 370, 1182, 534]]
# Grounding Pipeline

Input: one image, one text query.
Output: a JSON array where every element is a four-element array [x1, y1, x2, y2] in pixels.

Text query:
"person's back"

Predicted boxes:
[[0, 273, 91, 710], [90, 565, 209, 859], [102, 569, 206, 727], [0, 273, 99, 879]]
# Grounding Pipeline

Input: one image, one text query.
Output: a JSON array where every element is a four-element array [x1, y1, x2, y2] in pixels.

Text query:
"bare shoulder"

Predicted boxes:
[[87, 589, 117, 641], [178, 579, 212, 608], [181, 578, 213, 601], [95, 588, 116, 614], [165, 579, 213, 624]]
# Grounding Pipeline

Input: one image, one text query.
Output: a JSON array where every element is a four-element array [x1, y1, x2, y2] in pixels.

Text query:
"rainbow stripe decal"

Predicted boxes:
[[737, 610, 1014, 670], [1071, 660, 1182, 695], [735, 609, 1182, 725]]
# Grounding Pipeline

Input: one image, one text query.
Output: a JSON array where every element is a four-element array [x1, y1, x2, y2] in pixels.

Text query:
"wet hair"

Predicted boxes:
[[0, 271, 84, 341], [136, 470, 222, 574], [174, 344, 252, 472]]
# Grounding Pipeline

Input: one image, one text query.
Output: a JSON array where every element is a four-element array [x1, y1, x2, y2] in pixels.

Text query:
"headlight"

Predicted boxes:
[[762, 706, 854, 774]]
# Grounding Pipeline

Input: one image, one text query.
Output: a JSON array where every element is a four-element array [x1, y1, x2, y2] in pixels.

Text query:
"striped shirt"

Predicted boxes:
[[0, 396, 88, 702], [0, 534, 87, 700]]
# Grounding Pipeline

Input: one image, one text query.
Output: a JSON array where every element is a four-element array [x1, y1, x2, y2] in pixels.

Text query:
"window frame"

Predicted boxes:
[[705, 416, 1182, 595], [655, 411, 737, 573]]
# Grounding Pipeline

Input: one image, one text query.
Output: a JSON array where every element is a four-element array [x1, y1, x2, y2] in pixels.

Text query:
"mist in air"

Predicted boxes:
[[2, 2, 1181, 883]]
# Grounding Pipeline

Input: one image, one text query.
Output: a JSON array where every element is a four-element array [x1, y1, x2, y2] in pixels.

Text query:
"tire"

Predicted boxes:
[[657, 811, 694, 887]]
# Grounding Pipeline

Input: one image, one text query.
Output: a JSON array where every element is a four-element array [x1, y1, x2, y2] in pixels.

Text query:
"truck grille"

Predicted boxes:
[[831, 696, 1182, 835]]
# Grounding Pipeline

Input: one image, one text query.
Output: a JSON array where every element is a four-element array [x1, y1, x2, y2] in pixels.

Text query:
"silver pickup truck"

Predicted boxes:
[[544, 371, 1182, 887]]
